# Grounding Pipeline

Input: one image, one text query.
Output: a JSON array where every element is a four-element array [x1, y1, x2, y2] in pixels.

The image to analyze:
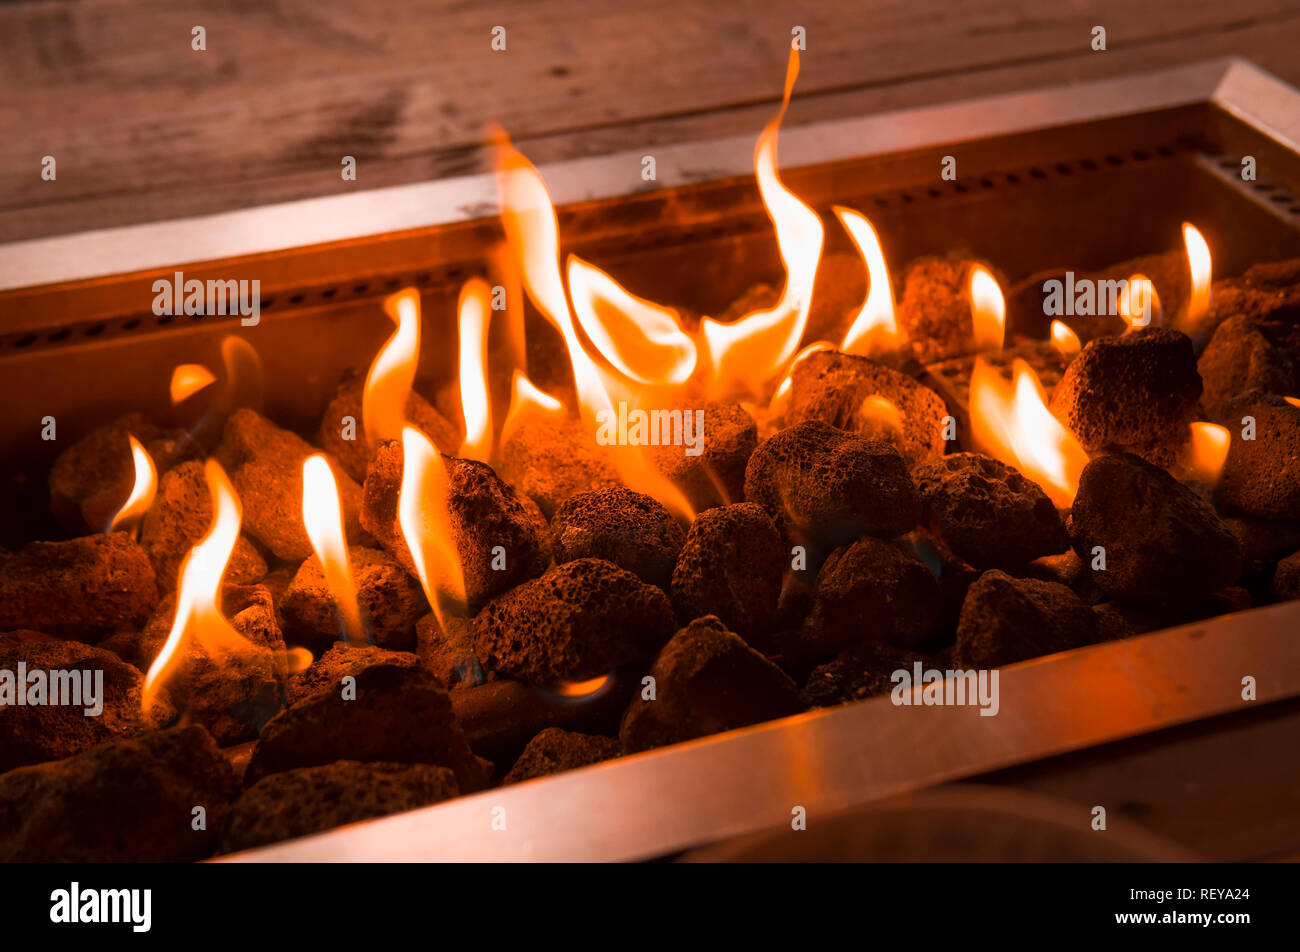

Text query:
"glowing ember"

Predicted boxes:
[[836, 206, 901, 356], [301, 454, 364, 644], [1183, 223, 1212, 323], [458, 278, 495, 462], [170, 364, 217, 404], [1184, 422, 1230, 485], [699, 48, 825, 400], [143, 460, 245, 709], [397, 425, 466, 625], [107, 436, 157, 534], [1049, 320, 1081, 357], [969, 265, 1006, 352], [364, 288, 421, 446], [1119, 274, 1159, 330], [969, 357, 1089, 508], [499, 370, 566, 447]]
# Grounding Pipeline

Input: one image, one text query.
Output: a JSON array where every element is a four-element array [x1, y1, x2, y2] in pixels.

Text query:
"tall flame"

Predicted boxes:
[[170, 364, 217, 405], [969, 357, 1088, 508], [457, 279, 494, 461], [1183, 421, 1229, 486], [836, 206, 901, 356], [699, 48, 824, 400], [500, 370, 566, 447], [1049, 320, 1081, 357], [142, 460, 244, 709], [107, 436, 157, 533], [1183, 223, 1212, 323], [364, 288, 421, 446], [1120, 274, 1159, 330], [301, 454, 364, 644], [398, 425, 466, 626], [969, 265, 1006, 352]]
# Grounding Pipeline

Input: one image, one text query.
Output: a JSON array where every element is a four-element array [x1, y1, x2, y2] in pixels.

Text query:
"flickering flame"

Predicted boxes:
[[170, 364, 217, 404], [107, 436, 157, 533], [836, 207, 901, 356], [301, 454, 364, 644], [1184, 422, 1230, 485], [1183, 223, 1212, 323], [458, 279, 494, 461], [770, 340, 834, 413], [1286, 396, 1300, 409], [1050, 320, 1081, 357], [567, 255, 697, 385], [699, 49, 825, 399], [364, 288, 421, 446], [969, 357, 1089, 508], [398, 425, 466, 625], [499, 370, 566, 447], [1120, 274, 1160, 330], [552, 674, 612, 699], [969, 266, 1006, 352], [142, 460, 244, 709], [858, 395, 904, 435]]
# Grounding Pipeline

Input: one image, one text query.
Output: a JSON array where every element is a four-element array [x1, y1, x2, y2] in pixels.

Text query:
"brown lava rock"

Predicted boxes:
[[895, 257, 988, 363], [912, 453, 1069, 569], [244, 663, 485, 790], [803, 640, 930, 708], [1197, 311, 1300, 419], [785, 350, 947, 466], [416, 612, 486, 688], [215, 408, 365, 561], [651, 402, 757, 511], [281, 545, 427, 650], [1216, 392, 1300, 520], [620, 616, 804, 753], [48, 413, 197, 534], [287, 641, 421, 705], [1049, 329, 1203, 468], [0, 725, 237, 862], [0, 532, 158, 636], [220, 761, 460, 853], [744, 420, 920, 551], [0, 638, 174, 772], [1069, 453, 1242, 601], [502, 728, 622, 784], [474, 558, 674, 683], [805, 536, 943, 655], [1273, 551, 1300, 601], [550, 487, 684, 588], [499, 416, 620, 518], [670, 503, 784, 644], [140, 459, 268, 592], [955, 570, 1100, 668]]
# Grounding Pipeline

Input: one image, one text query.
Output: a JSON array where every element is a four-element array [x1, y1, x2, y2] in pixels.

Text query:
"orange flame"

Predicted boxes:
[[398, 425, 466, 626], [1183, 223, 1211, 323], [142, 460, 244, 709], [969, 265, 1005, 352], [1183, 422, 1230, 486], [969, 357, 1089, 508], [1049, 320, 1081, 357], [859, 395, 904, 435], [457, 279, 494, 461], [835, 207, 901, 356], [499, 370, 567, 447], [107, 436, 157, 533], [170, 364, 217, 404], [1120, 274, 1160, 330], [769, 340, 834, 414], [551, 674, 611, 699], [364, 288, 421, 446], [699, 48, 824, 400], [301, 454, 364, 644], [1286, 396, 1300, 409]]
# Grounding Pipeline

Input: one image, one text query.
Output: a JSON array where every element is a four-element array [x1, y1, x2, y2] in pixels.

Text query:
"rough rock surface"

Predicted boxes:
[[549, 487, 684, 588], [502, 728, 622, 785], [955, 570, 1100, 668]]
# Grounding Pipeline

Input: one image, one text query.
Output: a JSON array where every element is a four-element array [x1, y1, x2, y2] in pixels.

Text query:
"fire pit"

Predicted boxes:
[[2, 56, 1300, 863]]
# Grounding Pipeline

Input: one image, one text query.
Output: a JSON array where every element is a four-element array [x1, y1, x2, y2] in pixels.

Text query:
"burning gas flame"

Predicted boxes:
[[835, 206, 901, 357], [398, 425, 466, 625], [499, 370, 566, 447], [170, 364, 217, 404], [1183, 422, 1230, 486], [699, 48, 825, 399], [859, 395, 904, 436], [1286, 396, 1300, 409], [1050, 320, 1081, 357], [969, 357, 1089, 508], [1183, 223, 1211, 323], [142, 460, 244, 709], [551, 674, 612, 699], [567, 255, 697, 385], [364, 288, 421, 446], [301, 454, 364, 644], [107, 436, 157, 533], [458, 279, 494, 461], [770, 340, 834, 414], [1120, 274, 1160, 330], [969, 265, 1005, 352]]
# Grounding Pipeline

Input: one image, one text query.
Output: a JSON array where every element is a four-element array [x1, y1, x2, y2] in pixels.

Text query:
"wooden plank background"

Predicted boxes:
[[4, 0, 1300, 243]]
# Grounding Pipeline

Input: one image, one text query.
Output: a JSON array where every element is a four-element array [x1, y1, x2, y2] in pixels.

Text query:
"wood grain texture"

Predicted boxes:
[[3, 0, 1300, 242]]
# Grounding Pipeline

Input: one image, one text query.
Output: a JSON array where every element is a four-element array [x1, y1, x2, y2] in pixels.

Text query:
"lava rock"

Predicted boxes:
[[1197, 312, 1300, 419], [619, 616, 804, 753], [550, 487, 684, 588], [0, 532, 158, 636], [1216, 392, 1300, 520], [670, 503, 784, 643], [1224, 516, 1300, 574], [803, 640, 931, 708], [281, 545, 427, 650], [743, 420, 920, 551], [1091, 587, 1252, 636], [1273, 551, 1300, 601], [1049, 328, 1203, 468], [0, 725, 237, 862], [140, 459, 268, 592], [785, 350, 947, 466], [894, 256, 983, 363], [1069, 453, 1241, 600], [474, 558, 674, 684], [955, 570, 1100, 668], [912, 453, 1069, 569], [287, 641, 421, 705], [651, 402, 757, 511], [215, 408, 365, 561], [502, 728, 622, 784], [416, 613, 487, 688], [499, 416, 620, 518], [220, 761, 460, 853]]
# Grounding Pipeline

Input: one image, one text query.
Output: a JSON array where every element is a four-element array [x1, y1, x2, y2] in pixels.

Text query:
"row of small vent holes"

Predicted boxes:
[[8, 144, 1299, 352]]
